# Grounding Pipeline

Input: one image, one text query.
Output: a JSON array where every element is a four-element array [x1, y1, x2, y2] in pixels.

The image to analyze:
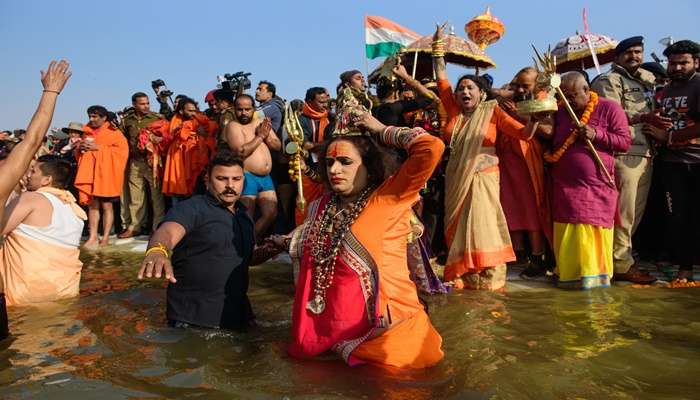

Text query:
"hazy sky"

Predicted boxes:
[[1, 0, 697, 130]]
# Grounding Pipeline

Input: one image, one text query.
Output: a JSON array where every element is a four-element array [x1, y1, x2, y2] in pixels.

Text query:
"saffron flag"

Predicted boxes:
[[365, 16, 421, 59]]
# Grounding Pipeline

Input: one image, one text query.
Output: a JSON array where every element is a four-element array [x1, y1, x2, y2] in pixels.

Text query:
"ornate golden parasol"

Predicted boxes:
[[551, 32, 617, 73], [368, 29, 496, 83]]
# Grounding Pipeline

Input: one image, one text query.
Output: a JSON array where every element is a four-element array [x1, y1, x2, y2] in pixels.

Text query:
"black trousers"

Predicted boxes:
[[664, 162, 700, 270]]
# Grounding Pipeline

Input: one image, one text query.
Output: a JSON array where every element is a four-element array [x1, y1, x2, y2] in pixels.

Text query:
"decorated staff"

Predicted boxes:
[[283, 102, 306, 212], [531, 46, 615, 186]]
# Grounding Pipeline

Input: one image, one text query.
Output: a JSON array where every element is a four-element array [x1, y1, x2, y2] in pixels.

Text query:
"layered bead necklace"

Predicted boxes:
[[306, 186, 374, 314]]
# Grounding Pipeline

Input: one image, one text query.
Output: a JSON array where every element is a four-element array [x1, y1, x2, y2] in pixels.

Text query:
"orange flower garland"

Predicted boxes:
[[543, 91, 599, 163]]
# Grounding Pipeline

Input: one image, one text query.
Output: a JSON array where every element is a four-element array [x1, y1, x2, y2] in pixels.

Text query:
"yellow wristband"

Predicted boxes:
[[145, 243, 170, 258]]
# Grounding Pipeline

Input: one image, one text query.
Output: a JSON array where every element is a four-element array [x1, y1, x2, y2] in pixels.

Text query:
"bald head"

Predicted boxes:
[[512, 67, 539, 101], [561, 71, 588, 89], [560, 72, 591, 112]]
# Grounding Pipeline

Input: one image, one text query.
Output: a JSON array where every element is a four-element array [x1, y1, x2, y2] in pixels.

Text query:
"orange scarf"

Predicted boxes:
[[302, 102, 329, 142]]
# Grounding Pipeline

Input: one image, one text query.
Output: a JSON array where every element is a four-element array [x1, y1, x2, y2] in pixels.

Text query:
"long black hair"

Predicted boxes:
[[317, 135, 390, 190]]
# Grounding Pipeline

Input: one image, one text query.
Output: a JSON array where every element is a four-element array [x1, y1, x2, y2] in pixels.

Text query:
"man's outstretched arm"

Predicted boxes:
[[0, 60, 72, 214]]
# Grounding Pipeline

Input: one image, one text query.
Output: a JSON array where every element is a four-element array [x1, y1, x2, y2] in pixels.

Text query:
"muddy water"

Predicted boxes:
[[1, 251, 700, 399]]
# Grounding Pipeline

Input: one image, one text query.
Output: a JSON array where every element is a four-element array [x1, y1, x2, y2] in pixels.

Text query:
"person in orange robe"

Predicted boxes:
[[266, 99, 445, 368], [162, 97, 218, 199], [495, 67, 554, 278], [73, 105, 129, 249]]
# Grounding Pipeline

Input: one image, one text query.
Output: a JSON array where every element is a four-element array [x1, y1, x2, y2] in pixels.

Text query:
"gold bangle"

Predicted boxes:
[[43, 89, 60, 95], [146, 243, 170, 258]]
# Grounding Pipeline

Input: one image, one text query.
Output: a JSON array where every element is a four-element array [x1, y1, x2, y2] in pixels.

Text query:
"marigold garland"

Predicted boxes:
[[543, 91, 598, 163]]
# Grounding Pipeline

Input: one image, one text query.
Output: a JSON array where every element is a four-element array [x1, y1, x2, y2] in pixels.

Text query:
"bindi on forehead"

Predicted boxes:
[[328, 141, 355, 159]]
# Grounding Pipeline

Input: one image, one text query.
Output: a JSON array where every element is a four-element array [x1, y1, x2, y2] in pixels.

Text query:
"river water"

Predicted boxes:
[[1, 250, 699, 399]]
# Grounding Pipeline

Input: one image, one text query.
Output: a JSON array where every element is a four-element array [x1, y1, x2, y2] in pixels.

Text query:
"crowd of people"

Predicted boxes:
[[1, 32, 699, 369]]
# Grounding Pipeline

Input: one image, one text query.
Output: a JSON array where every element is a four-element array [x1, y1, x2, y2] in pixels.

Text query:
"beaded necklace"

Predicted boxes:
[[306, 186, 374, 314]]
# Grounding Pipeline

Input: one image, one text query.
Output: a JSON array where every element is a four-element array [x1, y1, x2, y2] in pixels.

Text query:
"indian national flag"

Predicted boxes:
[[365, 16, 421, 59]]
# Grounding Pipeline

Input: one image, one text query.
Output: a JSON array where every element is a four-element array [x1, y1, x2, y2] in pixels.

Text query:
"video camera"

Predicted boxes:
[[217, 72, 252, 94], [151, 79, 173, 98]]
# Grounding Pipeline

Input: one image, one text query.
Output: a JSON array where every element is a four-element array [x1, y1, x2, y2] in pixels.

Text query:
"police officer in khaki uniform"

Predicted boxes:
[[591, 36, 673, 283], [118, 92, 166, 238]]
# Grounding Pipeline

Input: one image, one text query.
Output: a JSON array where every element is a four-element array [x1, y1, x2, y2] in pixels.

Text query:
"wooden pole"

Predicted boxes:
[[554, 86, 615, 186], [412, 51, 418, 79]]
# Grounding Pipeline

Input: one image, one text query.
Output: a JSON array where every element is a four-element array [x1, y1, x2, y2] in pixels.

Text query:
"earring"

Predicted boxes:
[[480, 92, 487, 102]]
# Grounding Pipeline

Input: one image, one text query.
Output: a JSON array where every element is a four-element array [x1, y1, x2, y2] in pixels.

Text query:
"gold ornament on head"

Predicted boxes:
[[331, 86, 372, 138], [530, 45, 615, 187], [466, 6, 505, 50], [517, 45, 559, 116]]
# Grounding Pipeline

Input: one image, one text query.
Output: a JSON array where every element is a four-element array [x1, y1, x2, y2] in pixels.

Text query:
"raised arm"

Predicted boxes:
[[356, 113, 445, 205], [431, 23, 448, 82], [0, 61, 71, 216], [494, 105, 540, 141], [393, 64, 437, 106]]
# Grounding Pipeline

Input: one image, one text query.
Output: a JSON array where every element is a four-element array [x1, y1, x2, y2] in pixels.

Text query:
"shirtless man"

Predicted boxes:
[[224, 94, 281, 239], [0, 60, 72, 340]]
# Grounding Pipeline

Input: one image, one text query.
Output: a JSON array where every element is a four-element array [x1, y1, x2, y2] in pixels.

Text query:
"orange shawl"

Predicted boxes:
[[74, 123, 129, 205], [302, 102, 329, 143], [497, 134, 553, 245], [162, 113, 218, 196]]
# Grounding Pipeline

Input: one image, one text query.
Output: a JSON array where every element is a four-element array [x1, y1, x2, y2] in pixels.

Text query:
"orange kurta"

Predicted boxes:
[[289, 130, 445, 368], [162, 113, 218, 197], [74, 122, 129, 205]]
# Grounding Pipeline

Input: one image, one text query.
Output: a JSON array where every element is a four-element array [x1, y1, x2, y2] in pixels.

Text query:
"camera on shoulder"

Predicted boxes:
[[217, 72, 252, 95]]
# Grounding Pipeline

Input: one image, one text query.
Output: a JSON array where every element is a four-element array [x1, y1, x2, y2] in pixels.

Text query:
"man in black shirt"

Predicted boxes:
[[372, 64, 436, 127], [138, 151, 259, 329], [646, 40, 700, 281]]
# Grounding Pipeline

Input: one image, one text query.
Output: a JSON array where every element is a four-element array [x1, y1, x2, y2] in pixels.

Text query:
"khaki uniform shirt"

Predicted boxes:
[[120, 111, 163, 161], [591, 63, 656, 157]]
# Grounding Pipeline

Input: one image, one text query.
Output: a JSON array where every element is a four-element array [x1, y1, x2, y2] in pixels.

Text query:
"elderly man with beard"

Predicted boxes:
[[138, 151, 268, 330], [591, 36, 672, 284], [496, 67, 553, 278], [550, 72, 631, 289], [224, 94, 281, 239], [645, 40, 700, 282]]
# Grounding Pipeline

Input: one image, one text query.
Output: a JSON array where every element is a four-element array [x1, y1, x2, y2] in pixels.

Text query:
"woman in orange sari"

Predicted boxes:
[[266, 89, 445, 368], [432, 25, 544, 290]]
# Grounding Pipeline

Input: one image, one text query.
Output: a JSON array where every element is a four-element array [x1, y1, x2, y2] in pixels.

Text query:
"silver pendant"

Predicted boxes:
[[306, 295, 325, 314]]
